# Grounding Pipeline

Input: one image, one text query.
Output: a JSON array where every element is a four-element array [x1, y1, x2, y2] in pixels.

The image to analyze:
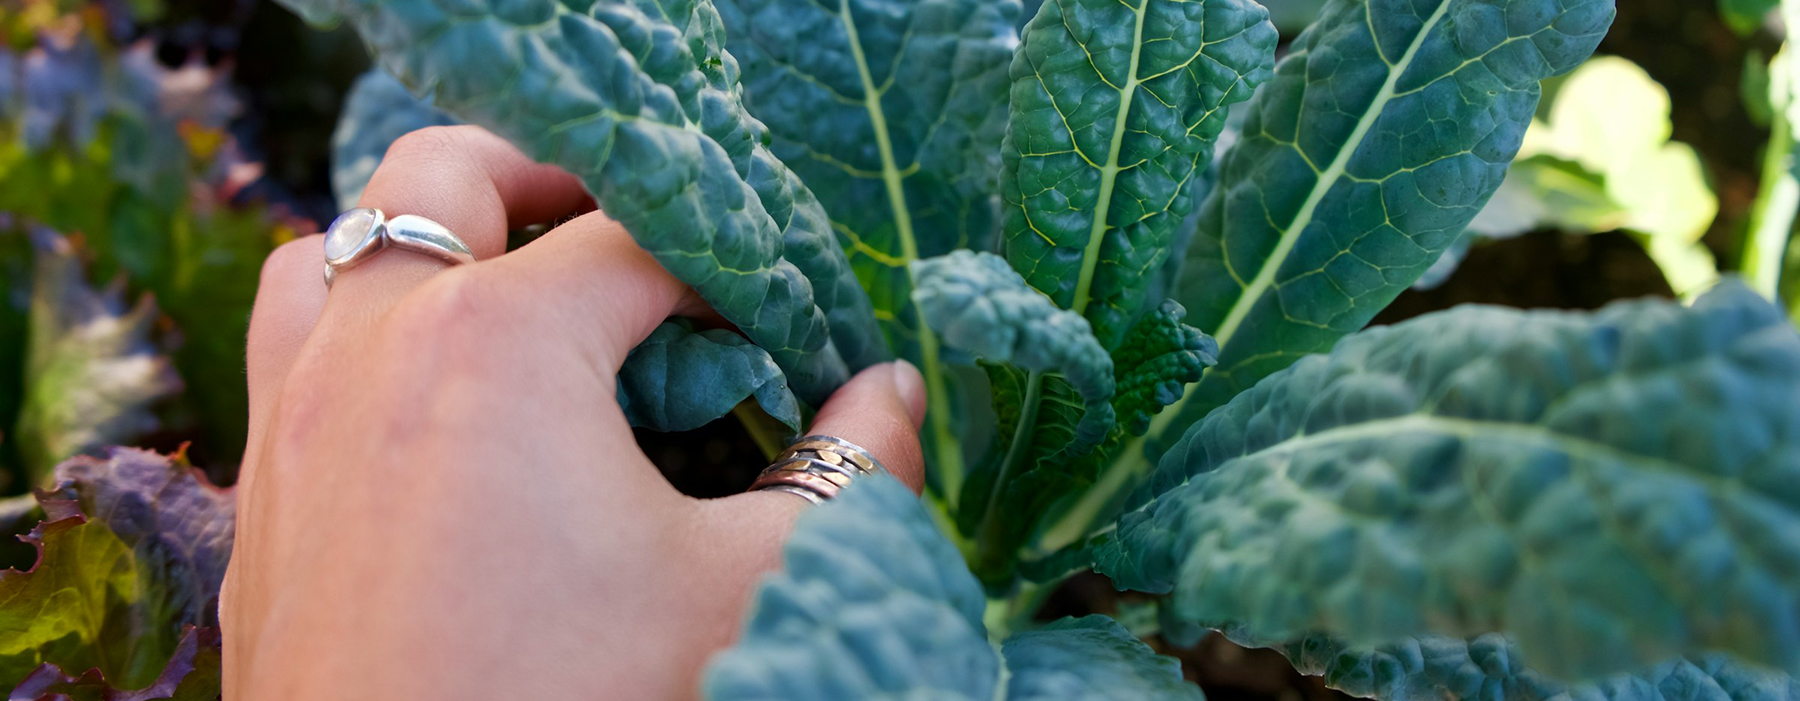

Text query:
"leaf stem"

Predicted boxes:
[[1070, 0, 1149, 315], [732, 401, 790, 461], [841, 0, 965, 501], [1744, 83, 1797, 300], [975, 370, 1045, 575]]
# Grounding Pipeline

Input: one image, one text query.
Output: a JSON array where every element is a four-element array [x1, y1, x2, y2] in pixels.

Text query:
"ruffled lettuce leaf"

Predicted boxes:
[[15, 230, 178, 484], [3, 448, 231, 694]]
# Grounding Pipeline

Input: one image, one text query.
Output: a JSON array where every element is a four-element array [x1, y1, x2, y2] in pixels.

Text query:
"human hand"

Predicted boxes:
[[223, 125, 926, 699]]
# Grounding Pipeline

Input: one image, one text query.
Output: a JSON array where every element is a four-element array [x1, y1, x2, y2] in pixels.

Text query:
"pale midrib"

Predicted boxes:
[[840, 0, 965, 497], [1210, 1, 1450, 347], [1070, 2, 1151, 316], [1039, 4, 1456, 556]]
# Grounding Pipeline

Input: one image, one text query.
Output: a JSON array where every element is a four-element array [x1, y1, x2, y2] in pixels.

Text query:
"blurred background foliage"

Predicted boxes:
[[0, 0, 1793, 694]]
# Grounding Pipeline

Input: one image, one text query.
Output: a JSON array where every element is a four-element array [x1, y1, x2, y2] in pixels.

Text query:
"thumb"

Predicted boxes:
[[805, 360, 929, 492], [691, 360, 928, 572]]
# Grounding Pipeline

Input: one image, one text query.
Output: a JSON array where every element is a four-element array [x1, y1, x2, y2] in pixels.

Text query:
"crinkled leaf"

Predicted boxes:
[[616, 320, 801, 432], [330, 69, 458, 210], [970, 300, 1216, 579], [45, 447, 236, 631], [0, 448, 232, 692], [704, 474, 998, 699], [704, 476, 1199, 700], [1157, 0, 1615, 456], [1002, 0, 1275, 350], [0, 512, 134, 685], [275, 0, 887, 404], [716, 0, 1018, 357], [11, 625, 222, 701], [1279, 633, 1797, 701], [16, 230, 179, 484], [1098, 283, 1800, 680], [1003, 615, 1200, 701], [1111, 301, 1217, 436], [914, 250, 1115, 452]]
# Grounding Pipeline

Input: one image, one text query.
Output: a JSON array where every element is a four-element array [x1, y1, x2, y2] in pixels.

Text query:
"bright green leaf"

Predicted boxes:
[[1002, 0, 1275, 350], [1098, 282, 1800, 680]]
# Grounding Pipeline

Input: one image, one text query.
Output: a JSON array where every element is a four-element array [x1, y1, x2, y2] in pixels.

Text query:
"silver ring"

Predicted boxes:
[[323, 207, 475, 287], [750, 435, 884, 504]]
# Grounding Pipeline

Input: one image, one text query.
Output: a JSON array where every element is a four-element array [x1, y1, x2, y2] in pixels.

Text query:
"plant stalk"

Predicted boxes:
[[1744, 91, 1799, 300], [840, 0, 965, 501], [974, 370, 1045, 575]]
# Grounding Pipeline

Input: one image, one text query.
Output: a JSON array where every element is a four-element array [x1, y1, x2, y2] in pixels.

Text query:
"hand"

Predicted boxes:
[[222, 125, 927, 699]]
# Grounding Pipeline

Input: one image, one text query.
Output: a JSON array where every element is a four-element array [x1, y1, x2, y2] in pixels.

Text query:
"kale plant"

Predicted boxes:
[[32, 0, 1800, 695]]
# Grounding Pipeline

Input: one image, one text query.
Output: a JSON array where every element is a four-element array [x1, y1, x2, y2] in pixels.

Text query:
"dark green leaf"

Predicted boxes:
[[704, 475, 1203, 700], [716, 0, 1018, 357], [1280, 633, 1797, 701], [1003, 615, 1201, 701], [1155, 0, 1616, 457], [913, 250, 1115, 453], [1098, 283, 1800, 680], [330, 69, 459, 209], [276, 0, 888, 404], [1002, 0, 1276, 350], [617, 320, 801, 432]]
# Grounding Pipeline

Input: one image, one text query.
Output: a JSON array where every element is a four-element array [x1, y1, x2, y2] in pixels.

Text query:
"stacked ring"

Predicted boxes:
[[749, 435, 884, 504]]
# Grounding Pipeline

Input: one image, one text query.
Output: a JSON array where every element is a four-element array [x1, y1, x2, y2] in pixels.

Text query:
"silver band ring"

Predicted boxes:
[[750, 435, 884, 504], [323, 207, 475, 287]]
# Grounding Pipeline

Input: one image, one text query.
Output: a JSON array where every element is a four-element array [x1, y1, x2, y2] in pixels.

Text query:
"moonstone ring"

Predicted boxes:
[[322, 207, 475, 287]]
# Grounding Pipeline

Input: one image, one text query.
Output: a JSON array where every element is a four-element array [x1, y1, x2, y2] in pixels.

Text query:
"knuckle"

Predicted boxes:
[[380, 267, 511, 359], [259, 235, 322, 289], [384, 125, 477, 165]]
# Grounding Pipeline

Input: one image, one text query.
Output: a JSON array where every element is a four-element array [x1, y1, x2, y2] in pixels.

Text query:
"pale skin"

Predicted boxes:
[[222, 125, 928, 699]]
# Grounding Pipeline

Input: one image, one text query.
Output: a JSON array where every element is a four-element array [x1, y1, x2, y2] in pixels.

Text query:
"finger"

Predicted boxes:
[[319, 125, 591, 330], [244, 234, 328, 456], [807, 360, 929, 492], [417, 209, 710, 374], [691, 361, 928, 563]]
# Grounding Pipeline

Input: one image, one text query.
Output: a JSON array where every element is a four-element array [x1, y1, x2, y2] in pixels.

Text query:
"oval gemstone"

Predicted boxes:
[[325, 208, 378, 260]]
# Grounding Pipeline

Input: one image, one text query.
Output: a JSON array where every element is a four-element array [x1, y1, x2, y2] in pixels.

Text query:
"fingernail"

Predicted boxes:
[[890, 360, 927, 429]]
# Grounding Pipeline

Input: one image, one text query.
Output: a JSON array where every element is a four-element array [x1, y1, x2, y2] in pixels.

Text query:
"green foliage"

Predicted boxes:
[[1159, 0, 1616, 457], [15, 230, 178, 484], [1095, 283, 1800, 680], [617, 320, 802, 432], [1001, 0, 1275, 350], [3, 448, 230, 693], [277, 0, 886, 406], [704, 475, 1198, 700], [1461, 56, 1719, 298], [331, 69, 457, 209], [1281, 633, 1799, 701]]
